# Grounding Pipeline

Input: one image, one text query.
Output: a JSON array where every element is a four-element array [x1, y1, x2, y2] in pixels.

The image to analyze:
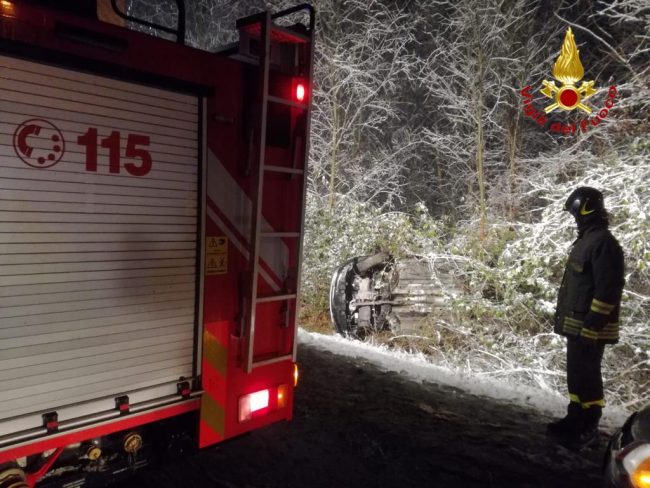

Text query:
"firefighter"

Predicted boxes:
[[547, 186, 625, 448]]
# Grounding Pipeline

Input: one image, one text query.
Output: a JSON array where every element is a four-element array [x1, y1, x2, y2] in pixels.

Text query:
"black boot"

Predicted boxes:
[[563, 406, 602, 450], [547, 402, 582, 437]]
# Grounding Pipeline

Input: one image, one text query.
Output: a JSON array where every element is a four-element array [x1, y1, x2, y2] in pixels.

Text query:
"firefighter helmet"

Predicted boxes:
[[564, 186, 605, 218]]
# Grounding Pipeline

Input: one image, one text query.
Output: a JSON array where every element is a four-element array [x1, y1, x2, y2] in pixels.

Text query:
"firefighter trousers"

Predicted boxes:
[[566, 337, 606, 408]]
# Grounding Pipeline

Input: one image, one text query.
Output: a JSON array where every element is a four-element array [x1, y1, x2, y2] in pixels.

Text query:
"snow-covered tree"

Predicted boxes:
[[122, 0, 650, 407], [308, 0, 425, 210]]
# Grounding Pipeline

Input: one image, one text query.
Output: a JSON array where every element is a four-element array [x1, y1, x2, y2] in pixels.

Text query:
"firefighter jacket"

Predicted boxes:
[[554, 224, 625, 344]]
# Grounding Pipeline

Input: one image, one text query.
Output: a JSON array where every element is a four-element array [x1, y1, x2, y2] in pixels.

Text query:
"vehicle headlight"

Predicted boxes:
[[622, 443, 650, 487]]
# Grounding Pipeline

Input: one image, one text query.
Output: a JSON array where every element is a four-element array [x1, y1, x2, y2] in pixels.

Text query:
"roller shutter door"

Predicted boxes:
[[0, 55, 199, 421]]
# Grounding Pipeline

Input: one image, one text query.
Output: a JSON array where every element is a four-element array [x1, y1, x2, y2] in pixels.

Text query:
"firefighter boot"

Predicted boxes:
[[547, 402, 582, 437], [564, 406, 602, 450]]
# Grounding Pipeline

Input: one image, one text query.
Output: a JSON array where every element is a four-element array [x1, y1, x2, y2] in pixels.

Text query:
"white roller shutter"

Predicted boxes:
[[0, 55, 199, 422]]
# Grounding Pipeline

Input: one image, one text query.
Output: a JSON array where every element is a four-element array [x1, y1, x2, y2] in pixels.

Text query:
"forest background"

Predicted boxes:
[[128, 0, 650, 410]]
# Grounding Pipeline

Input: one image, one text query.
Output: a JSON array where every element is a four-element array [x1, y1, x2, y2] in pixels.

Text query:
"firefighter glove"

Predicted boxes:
[[583, 310, 608, 331]]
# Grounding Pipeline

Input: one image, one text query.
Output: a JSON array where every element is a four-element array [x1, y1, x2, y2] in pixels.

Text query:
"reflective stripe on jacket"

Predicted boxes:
[[554, 225, 625, 344]]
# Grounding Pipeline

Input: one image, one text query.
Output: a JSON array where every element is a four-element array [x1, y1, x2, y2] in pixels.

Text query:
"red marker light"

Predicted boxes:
[[296, 83, 306, 102]]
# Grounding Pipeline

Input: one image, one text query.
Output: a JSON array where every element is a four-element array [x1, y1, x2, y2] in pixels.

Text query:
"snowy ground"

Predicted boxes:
[[298, 330, 630, 431], [117, 330, 629, 488]]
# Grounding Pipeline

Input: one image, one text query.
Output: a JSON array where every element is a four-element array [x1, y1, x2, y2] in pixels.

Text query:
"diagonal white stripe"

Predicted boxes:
[[206, 150, 288, 287], [206, 207, 280, 292]]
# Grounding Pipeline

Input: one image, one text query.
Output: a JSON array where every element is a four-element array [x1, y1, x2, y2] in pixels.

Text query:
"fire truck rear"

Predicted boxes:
[[0, 1, 314, 485]]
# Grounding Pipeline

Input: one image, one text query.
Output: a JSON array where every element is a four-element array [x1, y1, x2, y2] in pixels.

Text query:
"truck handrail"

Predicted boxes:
[[110, 0, 186, 45], [271, 3, 315, 33]]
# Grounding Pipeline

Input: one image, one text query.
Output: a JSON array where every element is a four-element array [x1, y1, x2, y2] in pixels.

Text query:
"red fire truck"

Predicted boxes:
[[0, 1, 314, 485]]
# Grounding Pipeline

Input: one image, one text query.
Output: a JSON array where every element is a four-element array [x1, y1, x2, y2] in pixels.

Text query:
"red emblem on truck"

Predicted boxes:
[[13, 118, 65, 168]]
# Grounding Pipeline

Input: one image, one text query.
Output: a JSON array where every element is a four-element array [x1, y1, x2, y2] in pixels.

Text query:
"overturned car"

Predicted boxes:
[[329, 253, 399, 338], [329, 253, 461, 338]]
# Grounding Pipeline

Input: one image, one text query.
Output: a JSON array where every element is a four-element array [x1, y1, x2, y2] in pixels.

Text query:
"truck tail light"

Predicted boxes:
[[238, 390, 269, 422], [293, 363, 299, 387], [238, 384, 291, 423]]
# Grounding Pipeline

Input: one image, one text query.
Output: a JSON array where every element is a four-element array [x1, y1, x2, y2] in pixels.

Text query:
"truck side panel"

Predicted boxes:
[[0, 54, 200, 430]]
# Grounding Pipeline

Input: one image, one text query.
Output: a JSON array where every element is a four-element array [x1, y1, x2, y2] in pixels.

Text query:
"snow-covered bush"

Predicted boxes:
[[302, 148, 650, 406]]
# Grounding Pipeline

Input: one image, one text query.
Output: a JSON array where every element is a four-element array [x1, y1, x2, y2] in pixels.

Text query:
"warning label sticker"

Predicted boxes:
[[206, 236, 228, 275]]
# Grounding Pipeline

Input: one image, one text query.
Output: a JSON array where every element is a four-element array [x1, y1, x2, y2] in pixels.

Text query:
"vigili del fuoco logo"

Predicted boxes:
[[520, 27, 617, 135]]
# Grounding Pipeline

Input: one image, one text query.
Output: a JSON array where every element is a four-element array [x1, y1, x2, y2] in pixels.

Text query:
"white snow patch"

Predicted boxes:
[[298, 329, 630, 432]]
